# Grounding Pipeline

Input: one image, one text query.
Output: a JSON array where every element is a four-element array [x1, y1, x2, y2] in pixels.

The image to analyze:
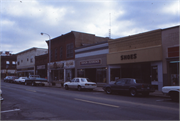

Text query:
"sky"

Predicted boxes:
[[0, 0, 180, 54]]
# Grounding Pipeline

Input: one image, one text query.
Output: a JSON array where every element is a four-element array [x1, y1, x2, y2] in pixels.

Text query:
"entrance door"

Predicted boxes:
[[66, 69, 72, 81]]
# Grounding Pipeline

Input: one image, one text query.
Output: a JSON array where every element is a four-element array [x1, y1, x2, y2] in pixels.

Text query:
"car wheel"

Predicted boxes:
[[170, 92, 179, 102], [78, 86, 81, 91], [130, 89, 137, 97], [105, 87, 112, 94], [65, 85, 69, 90]]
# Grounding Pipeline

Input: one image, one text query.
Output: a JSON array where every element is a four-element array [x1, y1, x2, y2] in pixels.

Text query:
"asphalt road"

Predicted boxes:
[[1, 80, 179, 120]]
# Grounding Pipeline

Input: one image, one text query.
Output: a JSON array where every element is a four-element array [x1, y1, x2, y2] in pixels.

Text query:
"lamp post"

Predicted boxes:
[[41, 32, 51, 85]]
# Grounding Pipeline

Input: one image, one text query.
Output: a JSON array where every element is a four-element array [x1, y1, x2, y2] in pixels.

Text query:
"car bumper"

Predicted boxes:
[[82, 86, 97, 89]]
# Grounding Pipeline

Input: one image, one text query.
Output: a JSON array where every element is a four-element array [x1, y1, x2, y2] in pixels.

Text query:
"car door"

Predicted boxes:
[[68, 78, 75, 88], [74, 79, 80, 89], [112, 79, 126, 92]]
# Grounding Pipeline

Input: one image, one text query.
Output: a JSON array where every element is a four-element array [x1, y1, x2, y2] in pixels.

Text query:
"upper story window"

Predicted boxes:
[[60, 47, 63, 59], [12, 61, 16, 65], [6, 61, 10, 64], [21, 60, 23, 63], [30, 57, 33, 63], [27, 57, 29, 61], [66, 43, 74, 58], [17, 61, 20, 65], [55, 48, 58, 60]]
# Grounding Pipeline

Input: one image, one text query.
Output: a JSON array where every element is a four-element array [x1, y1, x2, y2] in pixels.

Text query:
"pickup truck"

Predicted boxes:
[[24, 75, 47, 86], [162, 86, 180, 102]]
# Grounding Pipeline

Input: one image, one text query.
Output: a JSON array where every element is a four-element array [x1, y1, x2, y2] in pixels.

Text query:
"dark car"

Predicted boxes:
[[103, 78, 155, 96], [4, 76, 18, 83], [25, 75, 47, 86]]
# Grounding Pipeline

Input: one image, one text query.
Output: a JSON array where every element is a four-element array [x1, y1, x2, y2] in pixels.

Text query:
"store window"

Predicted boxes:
[[96, 68, 107, 83], [110, 68, 121, 81], [169, 61, 179, 86], [78, 69, 85, 77]]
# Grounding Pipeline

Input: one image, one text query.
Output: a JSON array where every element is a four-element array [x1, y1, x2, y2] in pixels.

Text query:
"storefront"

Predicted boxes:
[[162, 26, 179, 87], [75, 41, 109, 85], [76, 57, 108, 84], [107, 29, 163, 90], [166, 46, 179, 86], [49, 60, 75, 82]]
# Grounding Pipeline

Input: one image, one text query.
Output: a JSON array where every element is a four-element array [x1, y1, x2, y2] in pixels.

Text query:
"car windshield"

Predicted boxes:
[[81, 78, 90, 82], [133, 79, 143, 83]]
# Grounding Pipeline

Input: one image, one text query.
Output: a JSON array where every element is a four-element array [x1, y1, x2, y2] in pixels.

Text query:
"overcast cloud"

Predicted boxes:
[[0, 0, 179, 54]]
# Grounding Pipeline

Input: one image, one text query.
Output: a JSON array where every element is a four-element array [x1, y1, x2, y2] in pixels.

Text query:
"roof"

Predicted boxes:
[[16, 47, 47, 55]]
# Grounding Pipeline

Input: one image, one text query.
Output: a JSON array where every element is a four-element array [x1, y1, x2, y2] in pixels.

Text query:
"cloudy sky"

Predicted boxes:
[[0, 0, 179, 54]]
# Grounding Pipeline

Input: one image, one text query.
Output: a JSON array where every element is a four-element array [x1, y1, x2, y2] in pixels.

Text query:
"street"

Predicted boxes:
[[1, 80, 179, 120]]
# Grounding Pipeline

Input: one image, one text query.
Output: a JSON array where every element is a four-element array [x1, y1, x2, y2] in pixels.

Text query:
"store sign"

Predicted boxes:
[[121, 54, 137, 60], [80, 59, 101, 65], [37, 65, 45, 70], [65, 60, 75, 68]]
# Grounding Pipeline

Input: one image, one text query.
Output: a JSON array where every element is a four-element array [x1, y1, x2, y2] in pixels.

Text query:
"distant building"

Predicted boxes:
[[35, 53, 48, 78], [162, 26, 179, 86], [46, 31, 109, 83], [1, 51, 17, 79], [16, 47, 48, 77]]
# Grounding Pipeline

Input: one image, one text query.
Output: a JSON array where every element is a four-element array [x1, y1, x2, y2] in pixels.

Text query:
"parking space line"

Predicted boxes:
[[74, 98, 119, 108], [1, 109, 20, 113]]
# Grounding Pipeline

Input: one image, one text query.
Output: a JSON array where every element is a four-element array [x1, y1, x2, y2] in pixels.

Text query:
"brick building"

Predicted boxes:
[[1, 51, 17, 79], [46, 31, 109, 83]]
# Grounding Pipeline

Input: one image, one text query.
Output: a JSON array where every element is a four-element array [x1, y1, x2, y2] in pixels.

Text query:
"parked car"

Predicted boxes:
[[4, 76, 18, 83], [24, 75, 47, 86], [64, 77, 97, 91], [162, 86, 180, 102], [0, 89, 3, 103], [14, 77, 28, 84], [103, 78, 155, 96]]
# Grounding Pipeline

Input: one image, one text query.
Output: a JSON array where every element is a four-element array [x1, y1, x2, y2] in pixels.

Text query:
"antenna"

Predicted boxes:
[[109, 13, 111, 39]]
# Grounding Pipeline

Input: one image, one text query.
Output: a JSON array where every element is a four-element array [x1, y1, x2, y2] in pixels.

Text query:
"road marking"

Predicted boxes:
[[1, 109, 20, 113], [25, 89, 36, 92], [74, 98, 119, 108]]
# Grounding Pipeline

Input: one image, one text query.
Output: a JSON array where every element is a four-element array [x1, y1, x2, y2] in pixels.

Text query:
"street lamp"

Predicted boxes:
[[41, 32, 51, 85]]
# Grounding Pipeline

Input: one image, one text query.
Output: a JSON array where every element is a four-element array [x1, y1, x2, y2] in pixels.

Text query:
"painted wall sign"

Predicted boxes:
[[121, 54, 137, 60], [80, 59, 101, 65]]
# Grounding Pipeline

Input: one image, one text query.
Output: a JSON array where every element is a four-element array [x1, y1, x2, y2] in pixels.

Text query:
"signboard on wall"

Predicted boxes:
[[80, 59, 102, 66]]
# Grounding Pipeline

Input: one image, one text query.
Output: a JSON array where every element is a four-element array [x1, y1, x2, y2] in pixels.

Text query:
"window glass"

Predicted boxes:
[[71, 78, 75, 82], [81, 78, 88, 82], [60, 47, 63, 59], [116, 79, 126, 84], [66, 43, 74, 58], [6, 61, 10, 64], [75, 79, 79, 82]]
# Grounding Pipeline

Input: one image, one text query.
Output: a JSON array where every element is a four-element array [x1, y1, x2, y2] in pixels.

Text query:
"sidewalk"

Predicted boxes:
[[49, 83, 169, 98]]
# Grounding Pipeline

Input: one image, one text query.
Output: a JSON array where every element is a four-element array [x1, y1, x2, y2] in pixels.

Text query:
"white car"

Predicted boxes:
[[14, 77, 28, 84], [64, 78, 97, 91], [162, 86, 180, 102]]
